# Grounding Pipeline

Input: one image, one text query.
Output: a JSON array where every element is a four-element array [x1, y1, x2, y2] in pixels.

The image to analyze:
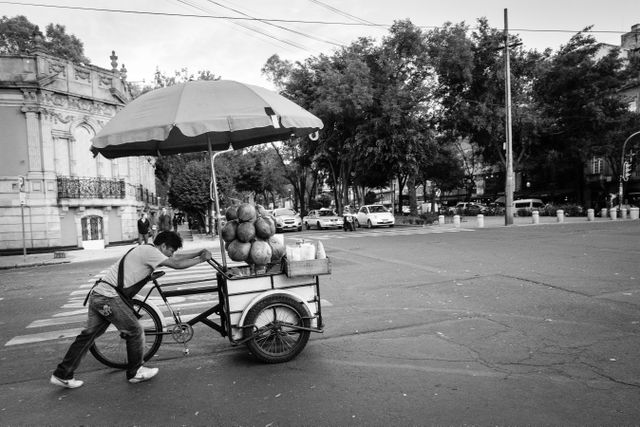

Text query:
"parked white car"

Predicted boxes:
[[303, 208, 344, 230], [356, 205, 395, 228]]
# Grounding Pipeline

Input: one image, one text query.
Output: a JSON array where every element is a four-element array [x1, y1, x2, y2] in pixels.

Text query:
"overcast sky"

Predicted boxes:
[[2, 0, 639, 89]]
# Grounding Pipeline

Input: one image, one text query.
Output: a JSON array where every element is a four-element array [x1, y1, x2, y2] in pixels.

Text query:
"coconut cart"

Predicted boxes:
[[89, 80, 328, 363]]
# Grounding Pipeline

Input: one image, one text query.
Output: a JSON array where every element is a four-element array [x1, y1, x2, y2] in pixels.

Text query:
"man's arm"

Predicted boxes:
[[159, 249, 212, 270]]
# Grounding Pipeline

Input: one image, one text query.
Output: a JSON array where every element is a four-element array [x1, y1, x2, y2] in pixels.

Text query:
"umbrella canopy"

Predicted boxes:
[[91, 80, 323, 159]]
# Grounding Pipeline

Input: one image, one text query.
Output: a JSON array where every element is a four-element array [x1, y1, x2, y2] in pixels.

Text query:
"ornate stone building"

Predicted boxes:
[[0, 49, 158, 251]]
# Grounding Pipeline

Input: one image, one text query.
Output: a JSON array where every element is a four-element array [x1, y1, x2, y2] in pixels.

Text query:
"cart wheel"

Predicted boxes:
[[90, 300, 163, 369], [244, 294, 311, 363]]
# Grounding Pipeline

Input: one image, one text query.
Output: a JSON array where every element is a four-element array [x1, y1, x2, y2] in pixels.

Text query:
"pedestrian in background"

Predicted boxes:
[[137, 212, 150, 244], [149, 211, 158, 238], [159, 207, 172, 232]]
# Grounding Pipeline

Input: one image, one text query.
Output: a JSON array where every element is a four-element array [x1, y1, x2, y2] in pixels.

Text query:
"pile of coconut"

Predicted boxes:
[[221, 203, 285, 268]]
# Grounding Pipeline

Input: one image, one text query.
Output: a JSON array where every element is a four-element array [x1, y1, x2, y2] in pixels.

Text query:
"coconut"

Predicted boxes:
[[250, 240, 273, 266], [227, 240, 251, 262], [254, 217, 274, 239], [268, 236, 286, 262], [263, 215, 277, 236], [256, 204, 268, 217], [236, 221, 256, 243], [237, 203, 257, 223], [225, 206, 238, 221], [221, 220, 238, 243]]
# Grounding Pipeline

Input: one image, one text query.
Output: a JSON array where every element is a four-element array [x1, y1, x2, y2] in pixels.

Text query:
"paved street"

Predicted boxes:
[[0, 218, 639, 425]]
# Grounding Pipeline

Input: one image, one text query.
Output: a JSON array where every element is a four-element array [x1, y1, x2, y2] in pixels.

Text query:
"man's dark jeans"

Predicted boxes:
[[53, 293, 145, 380]]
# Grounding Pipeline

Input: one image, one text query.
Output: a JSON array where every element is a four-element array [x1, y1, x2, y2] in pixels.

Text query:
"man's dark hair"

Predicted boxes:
[[153, 231, 183, 250]]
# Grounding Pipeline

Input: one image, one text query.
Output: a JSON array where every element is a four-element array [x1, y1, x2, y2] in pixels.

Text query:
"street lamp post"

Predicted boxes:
[[619, 130, 640, 211]]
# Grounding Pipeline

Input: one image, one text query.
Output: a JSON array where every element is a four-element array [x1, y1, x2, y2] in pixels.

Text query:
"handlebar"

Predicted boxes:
[[150, 271, 166, 281]]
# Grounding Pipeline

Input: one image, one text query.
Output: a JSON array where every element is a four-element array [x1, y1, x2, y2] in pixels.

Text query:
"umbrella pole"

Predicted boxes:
[[208, 137, 228, 268]]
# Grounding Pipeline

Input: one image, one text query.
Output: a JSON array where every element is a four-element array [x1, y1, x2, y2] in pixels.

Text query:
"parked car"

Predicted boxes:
[[271, 208, 302, 232], [513, 198, 544, 216], [449, 202, 487, 216], [356, 205, 395, 228], [303, 208, 344, 230]]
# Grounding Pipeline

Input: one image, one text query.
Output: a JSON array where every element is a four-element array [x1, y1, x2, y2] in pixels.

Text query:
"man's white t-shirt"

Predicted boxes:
[[93, 245, 167, 297]]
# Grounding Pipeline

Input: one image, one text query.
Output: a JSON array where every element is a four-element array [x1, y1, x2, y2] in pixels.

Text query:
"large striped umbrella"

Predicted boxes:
[[91, 79, 322, 158]]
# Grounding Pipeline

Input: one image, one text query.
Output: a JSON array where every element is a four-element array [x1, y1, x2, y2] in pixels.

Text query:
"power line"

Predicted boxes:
[[0, 1, 633, 37], [0, 0, 386, 27], [307, 0, 377, 26], [175, 0, 310, 52], [202, 0, 344, 47]]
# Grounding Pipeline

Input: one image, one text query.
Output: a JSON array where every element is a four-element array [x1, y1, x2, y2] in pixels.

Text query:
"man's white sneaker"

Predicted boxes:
[[50, 375, 84, 389], [128, 366, 159, 384]]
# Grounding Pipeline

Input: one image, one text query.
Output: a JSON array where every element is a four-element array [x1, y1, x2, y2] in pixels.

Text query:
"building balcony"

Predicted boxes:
[[57, 176, 125, 199], [56, 177, 158, 206]]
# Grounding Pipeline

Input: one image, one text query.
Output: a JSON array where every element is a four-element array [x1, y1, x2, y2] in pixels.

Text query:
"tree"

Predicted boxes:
[[533, 28, 636, 205], [420, 144, 465, 211], [233, 146, 289, 207], [264, 21, 439, 215], [364, 20, 437, 214], [0, 15, 90, 64], [425, 19, 545, 200], [167, 160, 211, 232], [263, 43, 376, 214]]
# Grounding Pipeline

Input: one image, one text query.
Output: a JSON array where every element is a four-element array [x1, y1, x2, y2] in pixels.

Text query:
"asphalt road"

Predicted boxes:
[[1, 221, 639, 426]]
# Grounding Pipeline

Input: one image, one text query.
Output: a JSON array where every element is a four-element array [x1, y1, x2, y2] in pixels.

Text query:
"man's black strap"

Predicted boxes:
[[118, 246, 154, 300]]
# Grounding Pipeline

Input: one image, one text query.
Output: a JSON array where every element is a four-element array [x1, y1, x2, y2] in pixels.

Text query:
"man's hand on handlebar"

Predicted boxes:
[[199, 249, 213, 262]]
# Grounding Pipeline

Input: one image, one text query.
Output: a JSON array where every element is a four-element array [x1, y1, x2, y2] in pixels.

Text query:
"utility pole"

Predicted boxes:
[[503, 8, 515, 225]]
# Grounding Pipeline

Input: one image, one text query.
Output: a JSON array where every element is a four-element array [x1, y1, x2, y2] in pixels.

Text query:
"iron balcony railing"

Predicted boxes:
[[57, 177, 158, 203], [57, 177, 126, 199], [137, 184, 158, 205]]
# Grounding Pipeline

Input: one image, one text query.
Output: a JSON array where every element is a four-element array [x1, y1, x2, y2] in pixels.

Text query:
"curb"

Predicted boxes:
[[0, 259, 71, 270]]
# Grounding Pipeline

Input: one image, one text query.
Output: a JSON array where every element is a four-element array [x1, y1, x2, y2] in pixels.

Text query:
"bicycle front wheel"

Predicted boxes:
[[90, 300, 164, 369]]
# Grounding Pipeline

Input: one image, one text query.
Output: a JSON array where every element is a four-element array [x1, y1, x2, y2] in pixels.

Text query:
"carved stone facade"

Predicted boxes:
[[0, 51, 158, 251]]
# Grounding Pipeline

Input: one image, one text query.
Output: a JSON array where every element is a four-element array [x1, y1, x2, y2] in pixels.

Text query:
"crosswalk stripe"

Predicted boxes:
[[6, 328, 83, 346]]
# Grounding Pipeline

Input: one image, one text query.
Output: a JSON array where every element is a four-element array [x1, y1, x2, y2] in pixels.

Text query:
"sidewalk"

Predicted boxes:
[[1, 215, 636, 270], [0, 233, 221, 270]]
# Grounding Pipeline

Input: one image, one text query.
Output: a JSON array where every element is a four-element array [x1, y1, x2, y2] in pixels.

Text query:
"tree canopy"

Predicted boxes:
[[0, 15, 90, 64]]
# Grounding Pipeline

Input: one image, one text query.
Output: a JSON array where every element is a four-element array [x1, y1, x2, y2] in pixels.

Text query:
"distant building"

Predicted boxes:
[[0, 49, 158, 251]]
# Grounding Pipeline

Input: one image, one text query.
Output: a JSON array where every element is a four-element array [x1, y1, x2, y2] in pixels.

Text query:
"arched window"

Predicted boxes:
[[72, 124, 97, 177], [81, 215, 103, 241]]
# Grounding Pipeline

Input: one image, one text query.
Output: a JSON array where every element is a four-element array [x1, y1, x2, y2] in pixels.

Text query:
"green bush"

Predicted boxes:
[[543, 203, 585, 216], [419, 212, 440, 224]]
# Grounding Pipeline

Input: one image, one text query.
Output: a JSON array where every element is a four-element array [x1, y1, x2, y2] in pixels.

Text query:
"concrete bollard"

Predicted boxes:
[[532, 211, 539, 224], [600, 208, 608, 219], [609, 208, 617, 220], [630, 207, 639, 220], [621, 207, 628, 219], [477, 214, 484, 228], [453, 215, 461, 228], [556, 209, 564, 223], [587, 208, 595, 221], [438, 215, 445, 225]]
